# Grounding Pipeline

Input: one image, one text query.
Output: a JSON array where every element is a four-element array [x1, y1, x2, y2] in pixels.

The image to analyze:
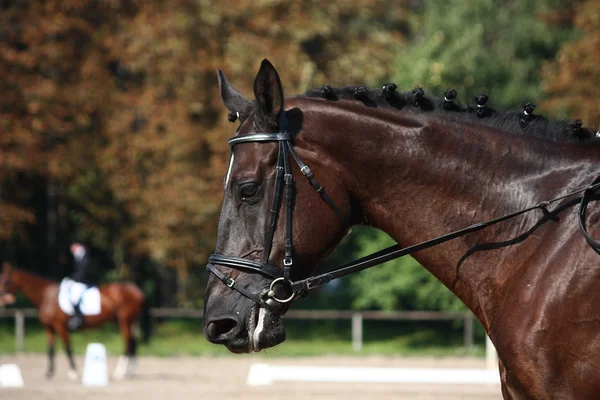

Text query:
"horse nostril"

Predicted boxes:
[[206, 318, 238, 342]]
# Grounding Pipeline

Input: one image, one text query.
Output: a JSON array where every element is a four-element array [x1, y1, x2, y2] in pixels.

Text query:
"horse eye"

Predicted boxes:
[[239, 183, 260, 201]]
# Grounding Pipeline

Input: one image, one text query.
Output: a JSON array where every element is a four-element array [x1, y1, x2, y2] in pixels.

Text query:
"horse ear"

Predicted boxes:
[[253, 59, 284, 127], [217, 69, 251, 113]]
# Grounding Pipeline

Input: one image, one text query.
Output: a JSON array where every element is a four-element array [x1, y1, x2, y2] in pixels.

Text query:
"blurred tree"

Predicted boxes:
[[0, 0, 412, 306], [541, 0, 600, 124], [97, 0, 412, 305], [0, 0, 124, 274], [389, 0, 575, 109]]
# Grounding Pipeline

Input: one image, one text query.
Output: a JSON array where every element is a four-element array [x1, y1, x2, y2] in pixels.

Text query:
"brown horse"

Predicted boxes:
[[0, 262, 150, 381], [203, 59, 600, 398]]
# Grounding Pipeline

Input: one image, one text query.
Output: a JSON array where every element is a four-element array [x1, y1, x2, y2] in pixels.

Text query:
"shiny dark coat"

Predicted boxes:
[[203, 59, 600, 399]]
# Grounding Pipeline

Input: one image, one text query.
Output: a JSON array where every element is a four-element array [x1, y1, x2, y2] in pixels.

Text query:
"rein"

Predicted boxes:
[[207, 115, 600, 316], [291, 178, 600, 292]]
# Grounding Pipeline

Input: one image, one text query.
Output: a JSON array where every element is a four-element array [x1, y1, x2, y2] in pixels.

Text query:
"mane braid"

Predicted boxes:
[[299, 85, 598, 144]]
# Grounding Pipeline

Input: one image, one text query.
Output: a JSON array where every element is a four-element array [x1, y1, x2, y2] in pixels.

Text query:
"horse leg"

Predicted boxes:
[[127, 329, 138, 378], [56, 325, 78, 381], [113, 317, 134, 380], [45, 327, 56, 378]]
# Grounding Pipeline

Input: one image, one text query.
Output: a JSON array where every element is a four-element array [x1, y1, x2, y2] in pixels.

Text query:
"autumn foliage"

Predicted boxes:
[[542, 0, 600, 125], [0, 0, 413, 303], [0, 0, 598, 305]]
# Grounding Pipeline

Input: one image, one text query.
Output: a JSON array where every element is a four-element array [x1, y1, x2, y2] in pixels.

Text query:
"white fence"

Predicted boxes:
[[247, 363, 501, 386], [0, 308, 487, 355]]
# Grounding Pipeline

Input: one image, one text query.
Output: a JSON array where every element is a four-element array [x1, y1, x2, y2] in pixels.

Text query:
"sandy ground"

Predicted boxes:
[[0, 354, 502, 400]]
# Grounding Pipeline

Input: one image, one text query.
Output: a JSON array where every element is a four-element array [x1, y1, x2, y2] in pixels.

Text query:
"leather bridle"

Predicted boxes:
[[207, 113, 349, 315], [207, 111, 600, 317]]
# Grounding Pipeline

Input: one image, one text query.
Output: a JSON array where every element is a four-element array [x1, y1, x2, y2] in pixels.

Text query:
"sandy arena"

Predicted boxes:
[[1, 354, 502, 400]]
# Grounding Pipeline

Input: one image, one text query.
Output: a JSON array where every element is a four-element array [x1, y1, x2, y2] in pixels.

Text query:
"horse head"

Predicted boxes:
[[202, 60, 354, 353]]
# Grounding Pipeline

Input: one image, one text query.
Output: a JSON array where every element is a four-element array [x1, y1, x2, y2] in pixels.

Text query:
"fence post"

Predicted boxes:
[[352, 312, 363, 352], [15, 310, 24, 354], [463, 314, 474, 348]]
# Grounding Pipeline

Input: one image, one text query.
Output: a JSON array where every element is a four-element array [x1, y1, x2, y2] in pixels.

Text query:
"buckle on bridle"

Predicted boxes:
[[305, 277, 318, 290], [300, 165, 312, 177], [305, 274, 333, 290], [225, 277, 235, 288]]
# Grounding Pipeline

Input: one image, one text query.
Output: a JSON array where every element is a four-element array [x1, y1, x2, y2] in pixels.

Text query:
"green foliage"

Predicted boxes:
[[0, 318, 485, 357], [330, 227, 466, 312], [391, 0, 575, 109]]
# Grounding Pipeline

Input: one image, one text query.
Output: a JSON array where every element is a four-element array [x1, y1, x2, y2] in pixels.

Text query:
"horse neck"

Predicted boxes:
[[296, 99, 599, 319], [12, 269, 53, 308]]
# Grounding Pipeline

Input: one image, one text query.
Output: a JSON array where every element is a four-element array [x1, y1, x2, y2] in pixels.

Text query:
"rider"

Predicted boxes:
[[67, 242, 95, 331]]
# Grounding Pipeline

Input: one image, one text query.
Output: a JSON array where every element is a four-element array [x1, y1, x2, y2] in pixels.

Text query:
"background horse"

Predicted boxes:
[[203, 59, 600, 399], [0, 262, 151, 380]]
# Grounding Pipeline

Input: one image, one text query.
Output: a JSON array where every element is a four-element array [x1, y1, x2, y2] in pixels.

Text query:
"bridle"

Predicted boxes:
[[207, 111, 600, 317], [207, 112, 349, 315]]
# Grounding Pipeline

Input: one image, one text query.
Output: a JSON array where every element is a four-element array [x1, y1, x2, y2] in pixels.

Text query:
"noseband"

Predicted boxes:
[[207, 114, 600, 317], [207, 114, 349, 315]]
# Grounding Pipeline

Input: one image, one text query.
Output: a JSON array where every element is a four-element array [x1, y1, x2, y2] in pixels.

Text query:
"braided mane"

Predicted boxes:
[[228, 83, 598, 144], [299, 84, 597, 144]]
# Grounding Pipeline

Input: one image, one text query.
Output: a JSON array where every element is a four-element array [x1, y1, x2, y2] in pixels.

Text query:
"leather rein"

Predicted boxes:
[[207, 114, 600, 316]]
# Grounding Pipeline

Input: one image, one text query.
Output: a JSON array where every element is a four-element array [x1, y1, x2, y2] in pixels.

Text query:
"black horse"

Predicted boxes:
[[203, 59, 600, 399]]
